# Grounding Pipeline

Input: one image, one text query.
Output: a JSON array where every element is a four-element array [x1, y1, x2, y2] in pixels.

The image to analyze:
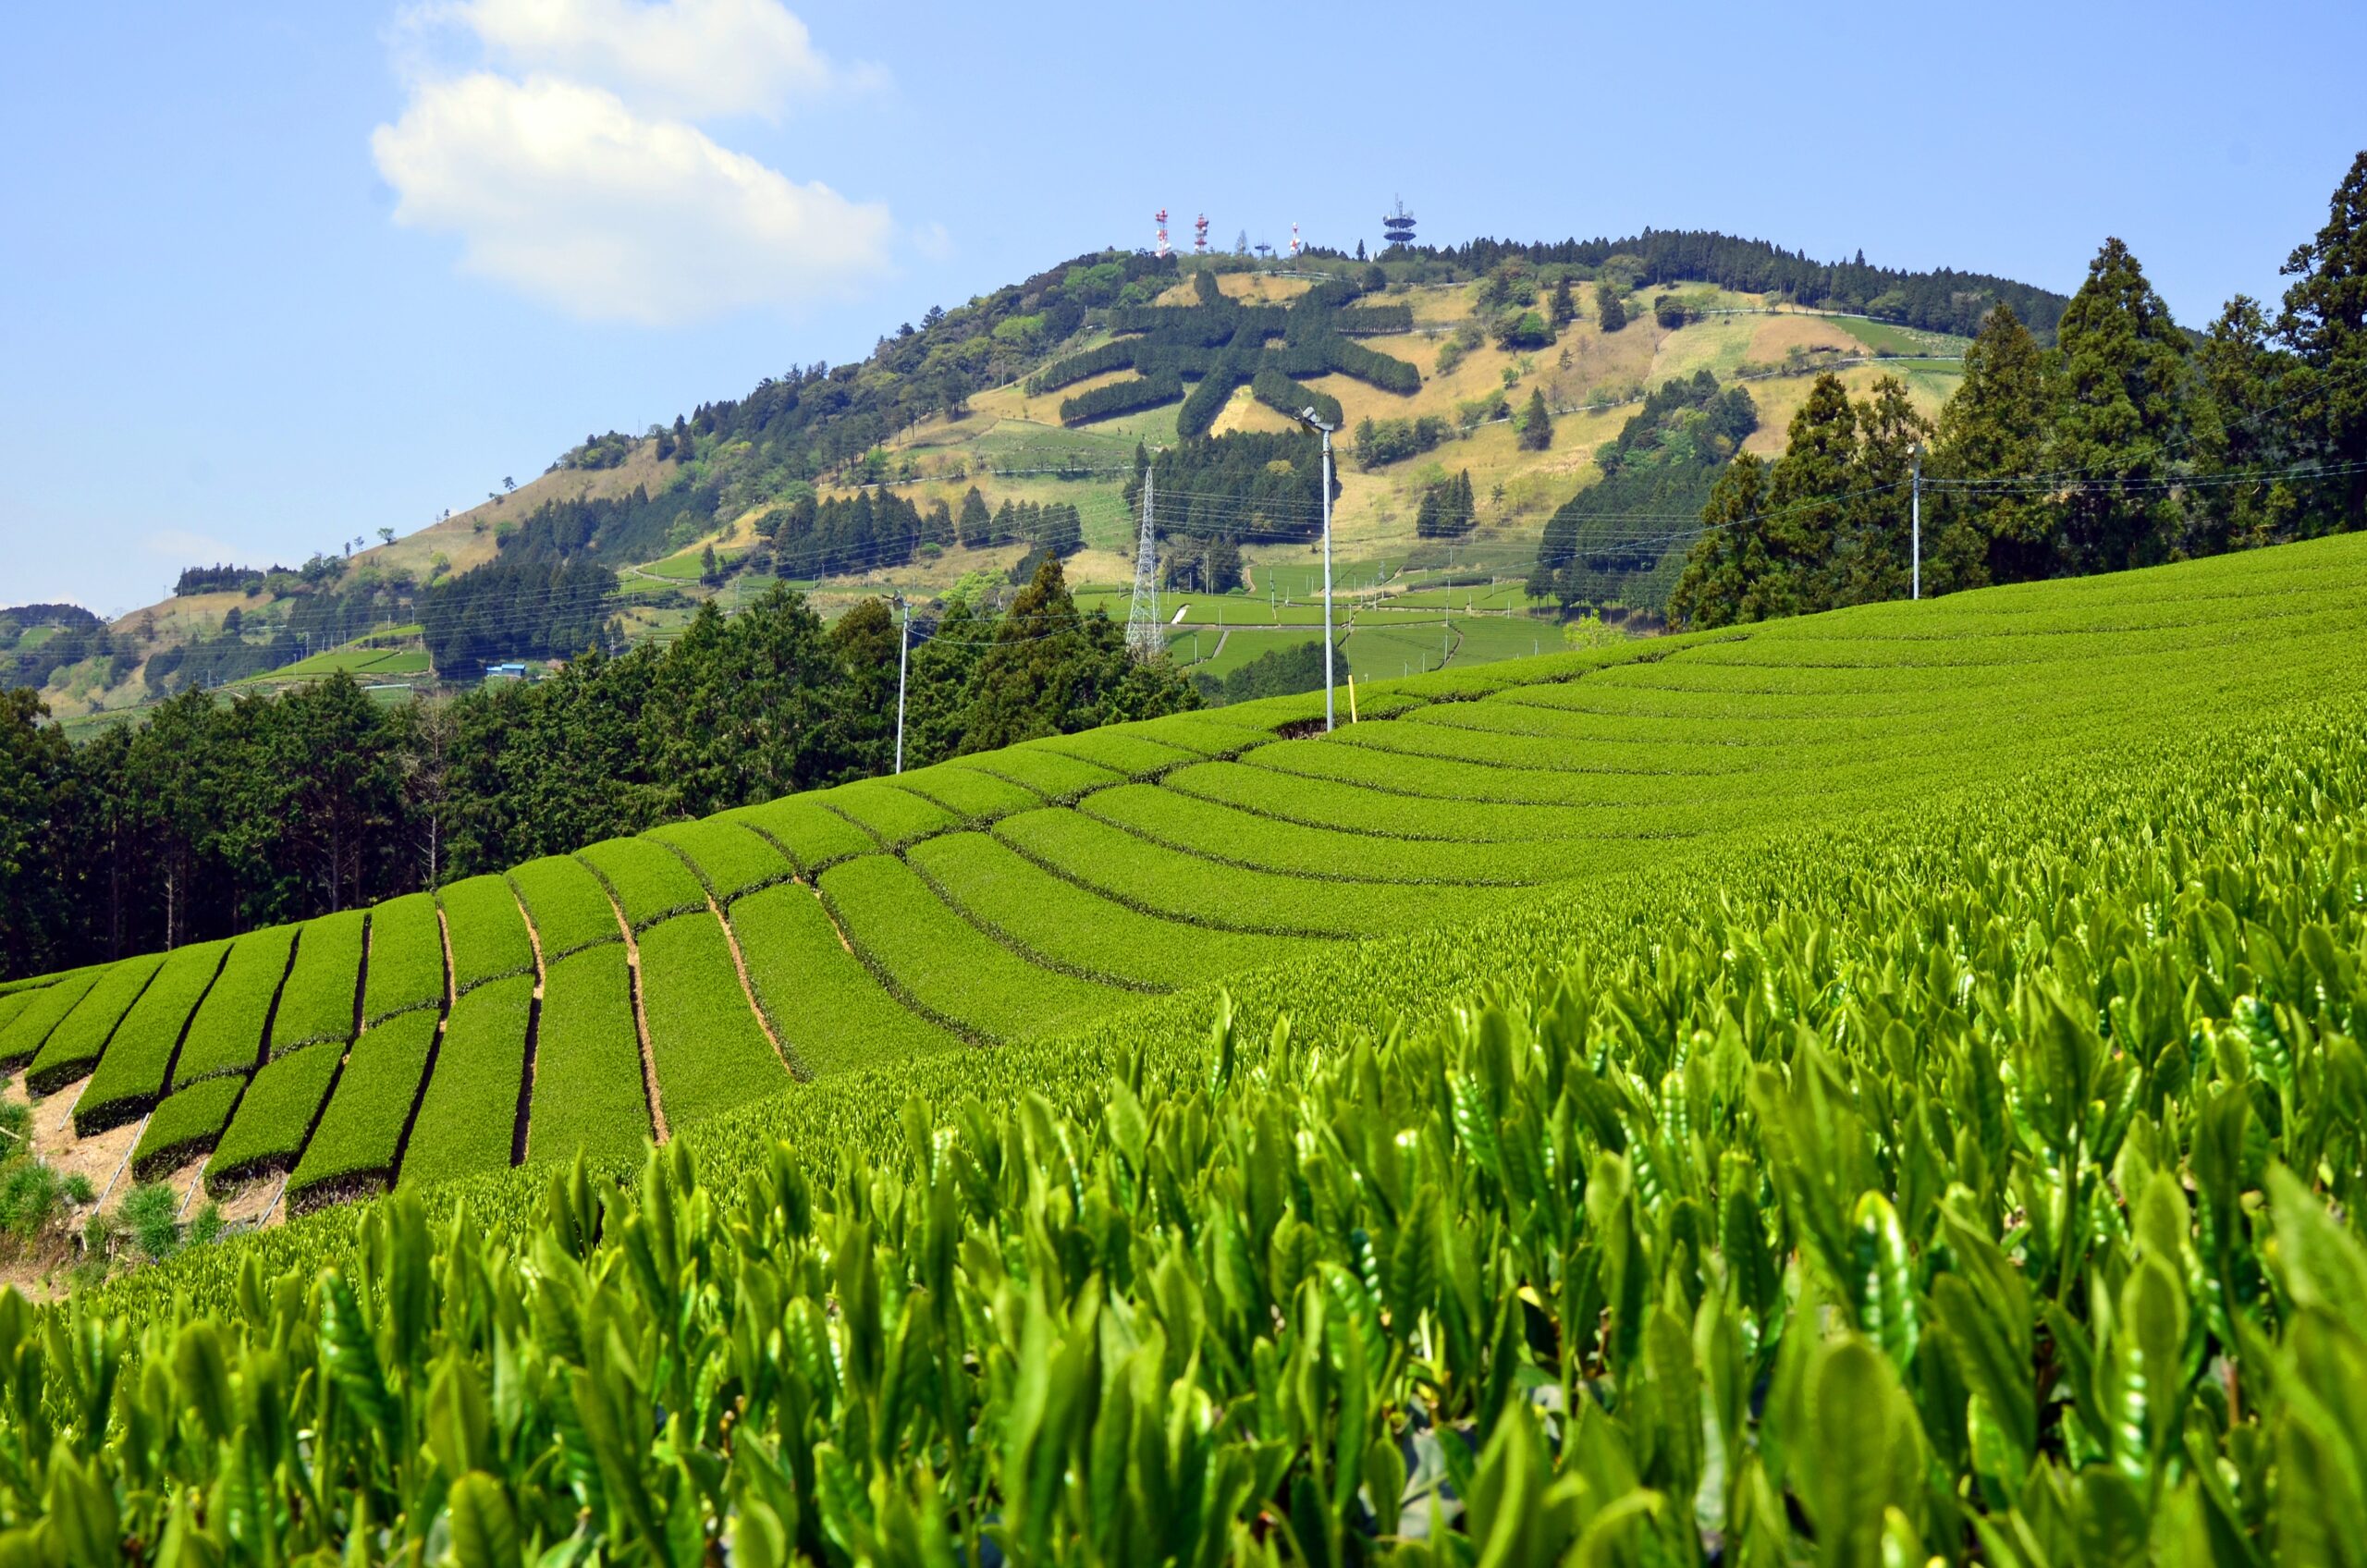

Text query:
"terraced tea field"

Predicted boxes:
[[7, 534, 2367, 1219]]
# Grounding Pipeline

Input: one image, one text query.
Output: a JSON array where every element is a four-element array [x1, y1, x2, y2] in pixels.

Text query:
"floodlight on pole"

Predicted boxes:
[[1292, 406, 1339, 732], [1909, 443, 1922, 601], [891, 593, 910, 774]]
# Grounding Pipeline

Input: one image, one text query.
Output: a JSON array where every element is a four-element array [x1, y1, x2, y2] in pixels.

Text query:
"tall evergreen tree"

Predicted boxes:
[[2275, 149, 2367, 533], [1666, 454, 1771, 629], [1518, 388, 1553, 451], [2191, 296, 2305, 553], [1527, 506, 1580, 606], [1596, 283, 1628, 334], [1836, 376, 1932, 605], [957, 486, 992, 548], [823, 598, 902, 782], [1548, 276, 1577, 327], [898, 594, 988, 769], [1760, 373, 1860, 615], [2051, 238, 2190, 573], [961, 556, 1094, 752], [1927, 305, 2055, 588]]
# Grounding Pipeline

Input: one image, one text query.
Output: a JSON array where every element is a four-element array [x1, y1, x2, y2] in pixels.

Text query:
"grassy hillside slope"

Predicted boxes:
[[36, 267, 1964, 724], [6, 533, 2363, 1230]]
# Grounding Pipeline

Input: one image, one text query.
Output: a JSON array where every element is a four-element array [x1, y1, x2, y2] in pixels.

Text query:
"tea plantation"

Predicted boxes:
[[6, 533, 2367, 1561]]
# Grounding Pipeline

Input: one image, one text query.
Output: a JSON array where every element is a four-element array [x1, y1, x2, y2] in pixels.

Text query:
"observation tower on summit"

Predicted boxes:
[[1383, 197, 1417, 249]]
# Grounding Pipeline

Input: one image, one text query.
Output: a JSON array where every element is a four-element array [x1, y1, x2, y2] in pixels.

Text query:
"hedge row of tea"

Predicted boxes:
[[5, 536, 2367, 1219], [19, 663, 2367, 1562]]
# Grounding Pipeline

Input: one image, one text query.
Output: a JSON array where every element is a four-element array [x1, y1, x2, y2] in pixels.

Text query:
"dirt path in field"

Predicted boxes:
[[706, 894, 805, 1082], [509, 886, 547, 1165], [605, 895, 670, 1145]]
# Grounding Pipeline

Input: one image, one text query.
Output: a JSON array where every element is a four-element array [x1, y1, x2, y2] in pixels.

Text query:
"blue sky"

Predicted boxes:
[[4, 0, 2362, 613]]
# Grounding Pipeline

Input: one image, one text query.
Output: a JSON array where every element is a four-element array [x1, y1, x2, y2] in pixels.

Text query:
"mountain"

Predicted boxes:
[[11, 229, 2043, 726]]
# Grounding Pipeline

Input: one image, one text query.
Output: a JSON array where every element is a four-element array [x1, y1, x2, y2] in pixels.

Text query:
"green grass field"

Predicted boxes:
[[230, 646, 430, 684], [20, 533, 2367, 1562]]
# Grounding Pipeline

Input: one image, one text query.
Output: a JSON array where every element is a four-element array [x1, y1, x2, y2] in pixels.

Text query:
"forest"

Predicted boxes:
[[0, 560, 1195, 982], [1666, 153, 2367, 627], [1530, 371, 1760, 609]]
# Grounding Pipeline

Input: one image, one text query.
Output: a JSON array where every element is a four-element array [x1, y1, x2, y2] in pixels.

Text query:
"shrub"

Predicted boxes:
[[119, 1183, 180, 1261]]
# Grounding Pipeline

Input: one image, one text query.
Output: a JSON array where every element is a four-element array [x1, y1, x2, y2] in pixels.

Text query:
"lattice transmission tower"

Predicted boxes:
[[1125, 468, 1160, 660]]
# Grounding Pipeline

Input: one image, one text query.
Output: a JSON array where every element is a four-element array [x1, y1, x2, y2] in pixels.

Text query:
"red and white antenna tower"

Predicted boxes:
[[1193, 214, 1209, 254], [1154, 209, 1171, 258], [1288, 222, 1303, 258]]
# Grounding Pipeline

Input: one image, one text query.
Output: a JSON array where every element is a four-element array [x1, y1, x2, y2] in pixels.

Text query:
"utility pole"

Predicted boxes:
[[1910, 444, 1922, 601], [1293, 408, 1339, 730], [892, 593, 909, 774]]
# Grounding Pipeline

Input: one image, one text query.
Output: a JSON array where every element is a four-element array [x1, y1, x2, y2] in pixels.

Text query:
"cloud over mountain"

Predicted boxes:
[[374, 0, 890, 325]]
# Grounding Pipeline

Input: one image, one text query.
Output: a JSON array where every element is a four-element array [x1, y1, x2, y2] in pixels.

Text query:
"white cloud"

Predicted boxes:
[[375, 0, 892, 324], [374, 74, 891, 324], [451, 0, 875, 120]]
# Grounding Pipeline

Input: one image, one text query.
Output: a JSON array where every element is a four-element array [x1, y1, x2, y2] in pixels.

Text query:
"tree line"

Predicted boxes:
[[0, 562, 1196, 982], [1668, 151, 2367, 627], [1388, 228, 2072, 339]]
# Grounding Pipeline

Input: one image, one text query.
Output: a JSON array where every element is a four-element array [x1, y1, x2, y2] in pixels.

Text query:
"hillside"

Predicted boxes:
[[18, 234, 2007, 726], [3, 530, 2361, 1238]]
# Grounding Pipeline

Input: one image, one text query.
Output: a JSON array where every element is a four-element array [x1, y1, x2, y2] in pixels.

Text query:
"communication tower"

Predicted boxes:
[[1154, 208, 1171, 259], [1382, 196, 1417, 249], [1125, 469, 1160, 660], [1193, 214, 1209, 254], [1288, 222, 1303, 258]]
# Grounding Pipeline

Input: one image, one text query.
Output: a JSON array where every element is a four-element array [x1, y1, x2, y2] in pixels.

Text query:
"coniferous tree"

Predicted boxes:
[[1205, 535, 1243, 594], [1527, 507, 1579, 605], [1927, 305, 2055, 588], [1759, 373, 1859, 614], [2190, 297, 2305, 554], [961, 555, 1091, 752], [2275, 150, 2367, 533], [1415, 484, 1442, 537], [1597, 283, 1629, 334], [898, 594, 987, 768], [957, 487, 992, 547], [1519, 388, 1553, 451], [823, 598, 901, 780], [2052, 238, 2189, 574], [1836, 376, 1932, 605], [1549, 276, 1577, 327], [1666, 454, 1770, 629]]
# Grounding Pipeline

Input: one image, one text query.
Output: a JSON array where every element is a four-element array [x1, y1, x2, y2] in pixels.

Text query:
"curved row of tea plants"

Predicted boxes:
[[17, 688, 2367, 1562], [5, 535, 2367, 1211]]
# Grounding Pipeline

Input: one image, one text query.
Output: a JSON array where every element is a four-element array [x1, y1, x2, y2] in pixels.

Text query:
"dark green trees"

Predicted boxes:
[[1518, 388, 1553, 451], [2276, 149, 2367, 533], [1549, 276, 1577, 328], [957, 488, 993, 548], [1666, 373, 1928, 627], [959, 556, 1197, 753], [1417, 472, 1478, 537], [2051, 238, 2189, 573], [1597, 284, 1629, 334], [1925, 305, 2054, 589]]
